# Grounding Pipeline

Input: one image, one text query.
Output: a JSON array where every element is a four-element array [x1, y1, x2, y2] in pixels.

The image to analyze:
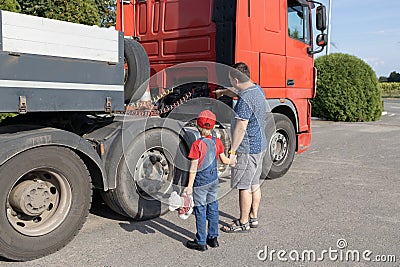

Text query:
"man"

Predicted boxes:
[[217, 62, 267, 233]]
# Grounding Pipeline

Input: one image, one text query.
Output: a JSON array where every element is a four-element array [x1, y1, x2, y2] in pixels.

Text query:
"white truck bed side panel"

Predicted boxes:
[[1, 11, 119, 63]]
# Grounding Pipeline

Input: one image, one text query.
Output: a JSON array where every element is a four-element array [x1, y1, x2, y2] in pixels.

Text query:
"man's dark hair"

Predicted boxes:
[[229, 62, 251, 83]]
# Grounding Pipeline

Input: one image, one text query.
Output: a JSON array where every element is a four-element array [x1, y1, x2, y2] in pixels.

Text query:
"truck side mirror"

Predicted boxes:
[[316, 33, 328, 47], [316, 6, 327, 31], [307, 33, 328, 55]]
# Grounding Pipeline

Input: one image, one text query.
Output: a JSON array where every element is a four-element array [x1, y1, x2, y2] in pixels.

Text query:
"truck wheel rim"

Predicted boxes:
[[6, 169, 72, 237], [270, 130, 289, 164], [213, 127, 230, 177], [124, 58, 128, 84], [134, 149, 172, 199]]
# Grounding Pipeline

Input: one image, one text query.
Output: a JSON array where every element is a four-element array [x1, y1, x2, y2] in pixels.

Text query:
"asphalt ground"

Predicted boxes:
[[1, 99, 399, 266]]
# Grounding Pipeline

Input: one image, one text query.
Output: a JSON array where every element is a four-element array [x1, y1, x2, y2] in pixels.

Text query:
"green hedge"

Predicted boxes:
[[312, 53, 382, 122], [17, 0, 101, 26], [0, 0, 21, 12], [0, 113, 17, 123], [380, 82, 400, 97]]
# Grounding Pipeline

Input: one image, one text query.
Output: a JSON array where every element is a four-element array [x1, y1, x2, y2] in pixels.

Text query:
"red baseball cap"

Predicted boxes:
[[197, 110, 216, 129]]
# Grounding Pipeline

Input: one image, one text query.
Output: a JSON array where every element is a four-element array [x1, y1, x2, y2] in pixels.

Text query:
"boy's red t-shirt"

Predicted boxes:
[[188, 135, 225, 168]]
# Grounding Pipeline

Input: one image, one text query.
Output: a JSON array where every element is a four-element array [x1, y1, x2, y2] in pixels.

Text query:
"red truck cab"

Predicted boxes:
[[117, 0, 327, 178]]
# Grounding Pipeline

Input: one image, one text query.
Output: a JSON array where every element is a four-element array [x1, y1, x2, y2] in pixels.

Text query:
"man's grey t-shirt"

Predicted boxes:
[[231, 84, 267, 154]]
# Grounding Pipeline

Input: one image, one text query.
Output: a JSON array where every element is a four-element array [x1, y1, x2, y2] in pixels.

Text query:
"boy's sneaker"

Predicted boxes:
[[186, 240, 207, 251], [206, 237, 219, 248]]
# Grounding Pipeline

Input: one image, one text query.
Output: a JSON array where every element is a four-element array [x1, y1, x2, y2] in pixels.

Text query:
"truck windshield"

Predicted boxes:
[[287, 0, 311, 45]]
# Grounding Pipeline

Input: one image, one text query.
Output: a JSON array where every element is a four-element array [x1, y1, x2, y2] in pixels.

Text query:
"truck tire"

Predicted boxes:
[[124, 39, 150, 103], [0, 147, 91, 261], [262, 113, 296, 179], [102, 129, 189, 220]]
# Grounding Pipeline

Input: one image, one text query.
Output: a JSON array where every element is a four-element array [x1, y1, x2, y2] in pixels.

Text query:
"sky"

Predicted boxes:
[[316, 0, 400, 77]]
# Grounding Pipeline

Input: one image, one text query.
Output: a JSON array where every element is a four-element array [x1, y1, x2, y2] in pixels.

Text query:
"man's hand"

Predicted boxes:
[[183, 186, 193, 195], [215, 88, 237, 98], [229, 154, 237, 167], [215, 89, 225, 98]]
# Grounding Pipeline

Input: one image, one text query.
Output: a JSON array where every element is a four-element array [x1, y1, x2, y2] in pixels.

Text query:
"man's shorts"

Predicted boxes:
[[231, 152, 264, 190]]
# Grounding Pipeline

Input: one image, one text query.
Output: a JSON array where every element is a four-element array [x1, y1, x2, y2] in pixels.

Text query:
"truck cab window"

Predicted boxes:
[[287, 0, 311, 45]]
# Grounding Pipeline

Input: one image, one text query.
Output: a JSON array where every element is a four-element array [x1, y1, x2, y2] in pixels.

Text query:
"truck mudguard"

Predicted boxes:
[[268, 99, 299, 132], [86, 116, 197, 190]]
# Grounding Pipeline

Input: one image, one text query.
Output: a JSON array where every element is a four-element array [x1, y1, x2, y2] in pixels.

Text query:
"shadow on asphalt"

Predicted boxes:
[[89, 189, 128, 221], [90, 189, 242, 244], [0, 256, 13, 262], [218, 210, 236, 221], [119, 217, 194, 244], [90, 189, 194, 244]]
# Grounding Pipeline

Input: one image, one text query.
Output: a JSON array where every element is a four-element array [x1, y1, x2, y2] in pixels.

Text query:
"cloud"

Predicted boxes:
[[373, 30, 386, 35], [371, 28, 400, 35], [365, 58, 385, 67]]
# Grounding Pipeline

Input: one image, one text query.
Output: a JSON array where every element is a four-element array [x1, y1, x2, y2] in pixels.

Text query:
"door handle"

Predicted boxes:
[[287, 79, 295, 86]]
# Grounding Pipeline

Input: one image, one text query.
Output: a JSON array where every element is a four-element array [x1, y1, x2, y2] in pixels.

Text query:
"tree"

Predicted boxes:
[[388, 71, 400, 83], [312, 53, 382, 122], [0, 0, 21, 12], [17, 0, 101, 26], [95, 0, 116, 27], [288, 28, 300, 39], [378, 76, 388, 82]]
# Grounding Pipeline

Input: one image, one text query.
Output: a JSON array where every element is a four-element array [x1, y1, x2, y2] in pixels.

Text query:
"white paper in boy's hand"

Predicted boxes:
[[168, 191, 194, 220], [178, 193, 194, 220], [168, 191, 182, 211]]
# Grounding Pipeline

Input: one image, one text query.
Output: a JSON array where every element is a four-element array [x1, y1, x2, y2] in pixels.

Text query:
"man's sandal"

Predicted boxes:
[[220, 219, 250, 233], [249, 217, 259, 228]]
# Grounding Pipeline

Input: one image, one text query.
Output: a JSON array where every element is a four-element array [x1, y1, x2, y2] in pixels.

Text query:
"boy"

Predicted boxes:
[[184, 110, 229, 251]]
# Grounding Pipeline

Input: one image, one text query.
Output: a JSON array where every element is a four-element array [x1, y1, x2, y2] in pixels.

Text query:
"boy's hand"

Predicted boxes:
[[183, 186, 193, 195], [229, 154, 237, 167]]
